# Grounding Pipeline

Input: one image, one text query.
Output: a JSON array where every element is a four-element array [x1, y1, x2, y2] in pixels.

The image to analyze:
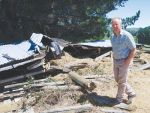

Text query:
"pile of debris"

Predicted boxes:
[[0, 33, 149, 113]]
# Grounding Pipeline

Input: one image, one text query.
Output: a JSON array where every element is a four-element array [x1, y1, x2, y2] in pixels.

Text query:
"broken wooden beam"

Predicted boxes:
[[94, 51, 111, 61], [39, 104, 93, 113], [23, 81, 69, 88], [5, 77, 53, 89], [50, 65, 72, 72], [5, 81, 68, 89], [141, 47, 150, 52], [132, 62, 150, 70], [133, 58, 146, 63], [64, 58, 92, 68], [41, 85, 81, 91], [27, 59, 44, 70], [0, 92, 25, 100], [0, 69, 52, 84], [68, 71, 96, 91], [83, 74, 114, 79], [101, 108, 129, 113]]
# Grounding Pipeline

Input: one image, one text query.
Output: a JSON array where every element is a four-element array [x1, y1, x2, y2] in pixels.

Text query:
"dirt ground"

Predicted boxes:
[[1, 51, 150, 113], [31, 51, 150, 113]]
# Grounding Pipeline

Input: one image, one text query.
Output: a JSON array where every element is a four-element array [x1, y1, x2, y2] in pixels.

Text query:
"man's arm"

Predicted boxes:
[[125, 48, 136, 66]]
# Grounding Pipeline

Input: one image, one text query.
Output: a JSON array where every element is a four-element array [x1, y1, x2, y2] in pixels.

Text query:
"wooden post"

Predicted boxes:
[[68, 71, 96, 91]]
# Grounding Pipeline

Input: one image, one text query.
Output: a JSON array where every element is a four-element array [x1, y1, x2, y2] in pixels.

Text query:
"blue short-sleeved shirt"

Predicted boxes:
[[110, 29, 136, 59]]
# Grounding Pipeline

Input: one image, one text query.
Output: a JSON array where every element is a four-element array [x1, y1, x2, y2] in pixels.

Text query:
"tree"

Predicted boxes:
[[122, 11, 140, 29], [0, 0, 140, 43], [107, 30, 110, 38], [137, 26, 150, 44]]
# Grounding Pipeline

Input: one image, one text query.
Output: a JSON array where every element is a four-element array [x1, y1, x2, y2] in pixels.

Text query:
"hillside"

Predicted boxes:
[[126, 28, 140, 31]]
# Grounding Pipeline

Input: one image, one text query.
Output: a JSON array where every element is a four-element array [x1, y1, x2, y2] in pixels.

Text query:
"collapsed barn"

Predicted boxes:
[[1, 34, 148, 113], [0, 34, 114, 89]]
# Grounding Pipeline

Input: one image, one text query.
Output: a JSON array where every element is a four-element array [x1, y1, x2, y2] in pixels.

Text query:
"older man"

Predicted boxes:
[[110, 17, 137, 105]]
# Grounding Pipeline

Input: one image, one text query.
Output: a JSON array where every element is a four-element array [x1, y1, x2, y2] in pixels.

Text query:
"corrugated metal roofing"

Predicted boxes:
[[30, 33, 44, 47], [0, 41, 36, 66], [70, 40, 112, 48], [0, 33, 66, 69]]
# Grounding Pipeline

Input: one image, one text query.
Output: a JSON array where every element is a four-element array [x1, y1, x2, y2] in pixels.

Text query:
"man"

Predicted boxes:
[[110, 17, 136, 105]]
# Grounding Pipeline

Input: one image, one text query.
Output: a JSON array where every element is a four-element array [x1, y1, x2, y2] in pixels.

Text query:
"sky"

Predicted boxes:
[[106, 0, 150, 28]]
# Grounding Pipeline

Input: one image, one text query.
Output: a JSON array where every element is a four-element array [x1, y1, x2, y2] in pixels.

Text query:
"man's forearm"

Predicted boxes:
[[125, 48, 136, 65]]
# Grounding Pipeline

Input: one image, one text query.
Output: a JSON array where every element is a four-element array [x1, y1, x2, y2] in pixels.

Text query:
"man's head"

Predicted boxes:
[[111, 17, 122, 36]]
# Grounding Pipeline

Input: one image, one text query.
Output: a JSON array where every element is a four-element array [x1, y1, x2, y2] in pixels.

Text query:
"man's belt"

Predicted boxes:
[[115, 58, 126, 60]]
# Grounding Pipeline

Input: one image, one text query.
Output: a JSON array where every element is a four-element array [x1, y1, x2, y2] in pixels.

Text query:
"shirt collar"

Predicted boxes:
[[114, 29, 123, 37], [120, 29, 123, 35]]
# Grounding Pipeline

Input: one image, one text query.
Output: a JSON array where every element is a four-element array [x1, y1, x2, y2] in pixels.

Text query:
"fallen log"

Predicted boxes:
[[94, 51, 111, 61], [39, 104, 93, 113], [69, 71, 96, 91]]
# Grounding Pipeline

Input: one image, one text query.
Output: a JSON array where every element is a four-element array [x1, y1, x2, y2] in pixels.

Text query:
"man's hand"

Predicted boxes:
[[125, 48, 136, 66], [125, 59, 130, 66]]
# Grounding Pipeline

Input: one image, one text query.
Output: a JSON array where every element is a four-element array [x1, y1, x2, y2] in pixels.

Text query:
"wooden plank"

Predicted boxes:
[[39, 104, 93, 113], [23, 81, 69, 88], [5, 77, 53, 89], [94, 51, 111, 61], [50, 65, 72, 72], [3, 88, 11, 105], [83, 74, 114, 79], [101, 108, 129, 113], [142, 48, 150, 51], [0, 69, 52, 84], [69, 71, 96, 91], [41, 85, 81, 91], [27, 60, 44, 70], [0, 92, 25, 100], [144, 45, 150, 48], [64, 58, 92, 68], [132, 62, 150, 70]]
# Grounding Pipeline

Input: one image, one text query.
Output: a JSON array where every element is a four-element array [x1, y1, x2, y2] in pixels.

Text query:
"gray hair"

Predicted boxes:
[[111, 17, 122, 24]]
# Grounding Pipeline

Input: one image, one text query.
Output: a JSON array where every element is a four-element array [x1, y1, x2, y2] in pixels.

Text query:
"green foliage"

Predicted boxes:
[[136, 26, 150, 44], [122, 11, 141, 29], [0, 0, 140, 43], [127, 30, 138, 36]]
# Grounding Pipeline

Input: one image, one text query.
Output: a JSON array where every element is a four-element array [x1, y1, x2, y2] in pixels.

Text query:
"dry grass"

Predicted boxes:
[[48, 51, 150, 113], [4, 51, 149, 113]]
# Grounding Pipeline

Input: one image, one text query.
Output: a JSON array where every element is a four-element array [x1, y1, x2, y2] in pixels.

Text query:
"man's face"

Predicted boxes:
[[111, 19, 122, 35]]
